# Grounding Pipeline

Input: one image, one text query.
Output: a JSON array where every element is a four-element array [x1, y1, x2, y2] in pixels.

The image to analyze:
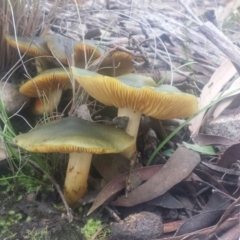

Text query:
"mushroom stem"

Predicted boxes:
[[118, 108, 141, 158], [35, 58, 49, 73], [118, 108, 141, 140], [64, 152, 92, 208], [48, 88, 62, 112], [36, 88, 62, 114]]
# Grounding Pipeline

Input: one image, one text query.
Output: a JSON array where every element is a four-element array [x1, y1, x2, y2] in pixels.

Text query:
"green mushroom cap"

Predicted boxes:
[[13, 117, 135, 154]]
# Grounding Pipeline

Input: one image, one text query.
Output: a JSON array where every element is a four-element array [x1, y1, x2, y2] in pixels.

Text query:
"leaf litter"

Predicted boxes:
[[111, 147, 200, 207], [87, 164, 163, 215], [189, 59, 237, 137], [217, 143, 240, 168], [175, 192, 232, 236]]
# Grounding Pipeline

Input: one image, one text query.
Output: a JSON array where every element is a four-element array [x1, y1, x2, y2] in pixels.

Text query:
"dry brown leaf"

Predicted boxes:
[[217, 222, 240, 240], [111, 147, 200, 207], [193, 133, 239, 146], [213, 77, 240, 119], [175, 192, 231, 236], [205, 197, 240, 239], [87, 165, 163, 215], [217, 143, 240, 168], [148, 192, 185, 209], [190, 60, 236, 137]]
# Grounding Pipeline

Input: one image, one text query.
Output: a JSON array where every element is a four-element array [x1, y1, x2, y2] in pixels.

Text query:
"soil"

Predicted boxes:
[[0, 182, 87, 239]]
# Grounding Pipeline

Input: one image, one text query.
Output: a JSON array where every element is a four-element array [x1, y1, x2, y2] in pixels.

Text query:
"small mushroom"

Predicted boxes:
[[30, 98, 56, 115], [5, 34, 53, 72], [5, 34, 51, 57], [19, 68, 72, 114], [98, 51, 135, 77], [74, 40, 103, 68], [13, 117, 134, 207], [71, 67, 198, 156], [45, 34, 102, 67], [44, 34, 78, 65]]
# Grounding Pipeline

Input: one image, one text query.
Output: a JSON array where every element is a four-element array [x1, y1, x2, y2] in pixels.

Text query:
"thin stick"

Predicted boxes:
[[178, 0, 202, 24], [90, 227, 104, 240]]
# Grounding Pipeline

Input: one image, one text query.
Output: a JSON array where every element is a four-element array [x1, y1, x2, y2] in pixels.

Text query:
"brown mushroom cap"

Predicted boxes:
[[13, 117, 135, 154], [74, 40, 103, 67], [72, 67, 198, 119], [19, 68, 72, 97], [5, 35, 51, 57], [98, 51, 135, 77]]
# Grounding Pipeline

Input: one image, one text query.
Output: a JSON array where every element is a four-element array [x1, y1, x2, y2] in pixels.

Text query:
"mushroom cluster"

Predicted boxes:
[[19, 68, 72, 115], [11, 32, 198, 210], [71, 67, 198, 157], [6, 33, 136, 114]]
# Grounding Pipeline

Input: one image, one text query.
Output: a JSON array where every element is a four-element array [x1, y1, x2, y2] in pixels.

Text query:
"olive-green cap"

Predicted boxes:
[[13, 117, 134, 154]]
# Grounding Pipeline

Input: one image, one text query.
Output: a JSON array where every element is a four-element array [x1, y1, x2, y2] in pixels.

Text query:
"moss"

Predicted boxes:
[[0, 210, 23, 235], [81, 218, 110, 240]]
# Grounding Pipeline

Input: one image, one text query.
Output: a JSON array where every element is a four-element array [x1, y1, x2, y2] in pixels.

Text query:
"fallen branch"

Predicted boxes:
[[200, 21, 240, 75]]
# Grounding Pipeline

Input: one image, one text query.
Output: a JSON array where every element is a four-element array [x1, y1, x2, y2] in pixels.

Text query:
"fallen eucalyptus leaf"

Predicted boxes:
[[213, 77, 240, 119], [200, 162, 240, 177], [112, 147, 200, 207], [217, 143, 240, 168], [148, 192, 185, 209], [87, 165, 163, 215], [189, 60, 237, 137], [193, 133, 239, 146], [175, 192, 232, 236]]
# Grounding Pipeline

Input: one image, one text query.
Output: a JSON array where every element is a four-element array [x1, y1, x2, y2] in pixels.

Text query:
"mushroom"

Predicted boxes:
[[74, 40, 103, 68], [98, 51, 135, 77], [5, 34, 53, 72], [5, 34, 51, 57], [13, 117, 134, 208], [71, 67, 198, 156], [44, 34, 78, 65], [19, 68, 72, 114], [45, 34, 102, 67]]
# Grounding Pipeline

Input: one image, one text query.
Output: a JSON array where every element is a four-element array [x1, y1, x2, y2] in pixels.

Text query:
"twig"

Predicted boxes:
[[90, 227, 104, 240], [104, 206, 121, 222], [200, 21, 240, 75], [26, 157, 73, 223], [179, 0, 202, 25], [149, 45, 197, 82]]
